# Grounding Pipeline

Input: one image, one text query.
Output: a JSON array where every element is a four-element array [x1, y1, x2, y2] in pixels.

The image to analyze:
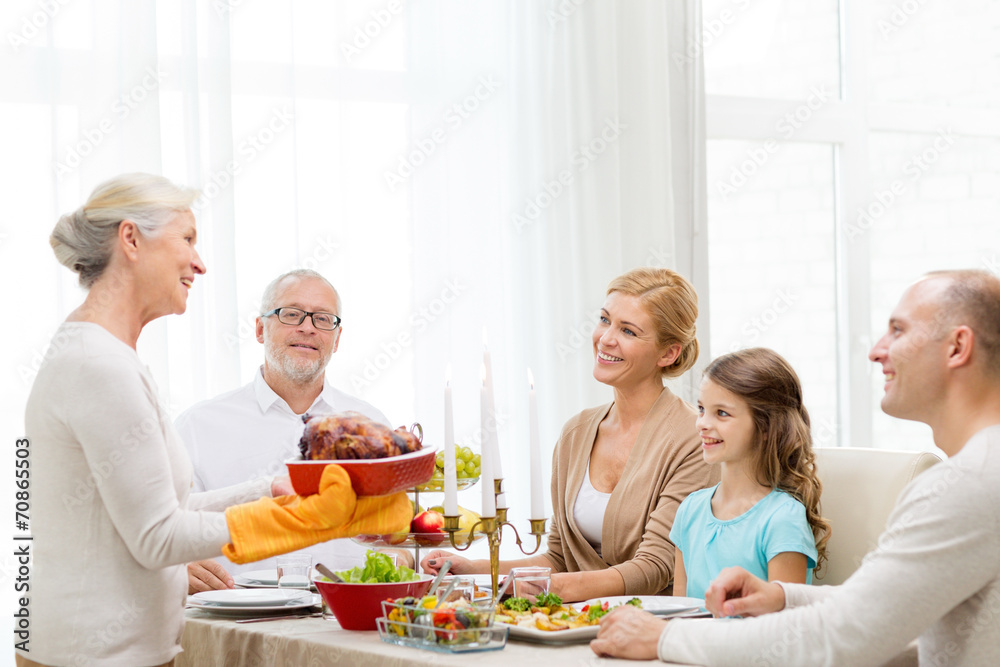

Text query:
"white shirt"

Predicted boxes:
[[175, 367, 391, 575], [573, 459, 612, 556]]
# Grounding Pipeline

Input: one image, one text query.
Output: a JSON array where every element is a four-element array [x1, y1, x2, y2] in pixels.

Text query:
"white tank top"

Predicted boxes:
[[573, 459, 612, 555]]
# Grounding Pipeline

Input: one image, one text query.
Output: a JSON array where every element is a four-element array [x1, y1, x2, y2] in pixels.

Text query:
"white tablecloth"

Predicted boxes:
[[178, 609, 688, 667]]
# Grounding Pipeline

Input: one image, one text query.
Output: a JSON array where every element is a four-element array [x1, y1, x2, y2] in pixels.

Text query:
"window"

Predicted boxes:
[[703, 0, 1000, 452]]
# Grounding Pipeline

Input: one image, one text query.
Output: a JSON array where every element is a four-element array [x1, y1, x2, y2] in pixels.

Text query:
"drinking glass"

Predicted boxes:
[[509, 566, 551, 603], [276, 554, 312, 589]]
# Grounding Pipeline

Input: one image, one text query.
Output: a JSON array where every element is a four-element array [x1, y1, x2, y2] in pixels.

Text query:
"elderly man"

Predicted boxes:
[[178, 269, 390, 592], [592, 269, 1000, 666]]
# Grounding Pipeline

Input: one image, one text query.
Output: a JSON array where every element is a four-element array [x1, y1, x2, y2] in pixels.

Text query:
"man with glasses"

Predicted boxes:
[[177, 269, 390, 592]]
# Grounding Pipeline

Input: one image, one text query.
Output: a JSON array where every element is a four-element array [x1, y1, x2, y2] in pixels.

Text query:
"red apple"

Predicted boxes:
[[411, 510, 446, 545]]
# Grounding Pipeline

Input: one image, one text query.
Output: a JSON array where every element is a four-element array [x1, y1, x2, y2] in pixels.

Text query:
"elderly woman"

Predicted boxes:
[[421, 268, 718, 602], [20, 174, 409, 667]]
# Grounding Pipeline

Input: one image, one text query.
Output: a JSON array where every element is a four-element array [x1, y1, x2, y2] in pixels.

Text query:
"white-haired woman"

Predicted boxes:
[[20, 174, 409, 667]]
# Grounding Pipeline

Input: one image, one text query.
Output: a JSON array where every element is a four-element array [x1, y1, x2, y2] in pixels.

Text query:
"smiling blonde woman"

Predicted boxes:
[[422, 268, 719, 602]]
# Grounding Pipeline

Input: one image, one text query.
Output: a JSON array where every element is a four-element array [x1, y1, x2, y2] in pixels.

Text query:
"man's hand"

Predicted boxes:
[[188, 559, 234, 594], [270, 474, 294, 497], [704, 566, 786, 618], [590, 606, 667, 660]]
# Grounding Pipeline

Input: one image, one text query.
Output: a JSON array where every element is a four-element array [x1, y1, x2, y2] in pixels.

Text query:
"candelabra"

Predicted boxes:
[[442, 477, 548, 597]]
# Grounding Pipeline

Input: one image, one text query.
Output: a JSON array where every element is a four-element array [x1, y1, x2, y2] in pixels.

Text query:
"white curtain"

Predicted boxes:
[[0, 0, 704, 557]]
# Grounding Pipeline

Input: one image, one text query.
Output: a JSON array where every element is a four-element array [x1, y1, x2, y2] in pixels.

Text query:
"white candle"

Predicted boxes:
[[482, 329, 503, 481], [480, 366, 495, 517], [443, 367, 458, 516], [527, 368, 544, 520]]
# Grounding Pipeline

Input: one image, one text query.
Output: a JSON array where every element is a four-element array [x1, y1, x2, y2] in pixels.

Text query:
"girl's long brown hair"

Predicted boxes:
[[704, 347, 831, 575]]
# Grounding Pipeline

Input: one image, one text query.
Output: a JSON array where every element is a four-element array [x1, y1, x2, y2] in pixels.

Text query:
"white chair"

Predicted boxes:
[[813, 447, 942, 586]]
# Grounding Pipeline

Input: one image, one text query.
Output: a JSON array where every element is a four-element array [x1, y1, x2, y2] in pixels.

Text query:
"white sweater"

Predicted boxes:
[[21, 322, 269, 667], [658, 425, 1000, 667]]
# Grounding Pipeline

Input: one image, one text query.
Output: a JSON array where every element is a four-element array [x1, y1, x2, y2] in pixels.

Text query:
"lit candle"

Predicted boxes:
[[480, 365, 495, 517], [527, 368, 544, 520], [443, 366, 458, 516]]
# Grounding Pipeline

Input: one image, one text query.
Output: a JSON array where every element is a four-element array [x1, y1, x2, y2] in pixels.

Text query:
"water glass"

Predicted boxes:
[[276, 554, 312, 589], [510, 566, 551, 603], [439, 576, 476, 603]]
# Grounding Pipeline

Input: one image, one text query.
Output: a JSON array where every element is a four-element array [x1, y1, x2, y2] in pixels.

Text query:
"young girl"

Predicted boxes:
[[670, 347, 830, 599]]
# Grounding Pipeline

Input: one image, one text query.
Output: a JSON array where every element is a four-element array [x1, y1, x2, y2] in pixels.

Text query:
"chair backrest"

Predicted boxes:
[[812, 447, 942, 586]]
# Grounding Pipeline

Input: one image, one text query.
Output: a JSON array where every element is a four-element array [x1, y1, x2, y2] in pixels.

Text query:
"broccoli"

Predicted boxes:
[[503, 597, 532, 612], [626, 597, 643, 608]]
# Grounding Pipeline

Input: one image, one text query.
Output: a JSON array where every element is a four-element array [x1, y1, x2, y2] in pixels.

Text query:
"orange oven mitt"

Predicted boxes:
[[223, 464, 411, 564]]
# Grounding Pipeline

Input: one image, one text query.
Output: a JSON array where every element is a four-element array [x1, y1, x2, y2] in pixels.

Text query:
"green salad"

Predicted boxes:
[[335, 550, 419, 583]]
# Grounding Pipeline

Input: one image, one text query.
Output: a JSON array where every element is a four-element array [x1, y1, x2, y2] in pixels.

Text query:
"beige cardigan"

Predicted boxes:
[[543, 388, 718, 595]]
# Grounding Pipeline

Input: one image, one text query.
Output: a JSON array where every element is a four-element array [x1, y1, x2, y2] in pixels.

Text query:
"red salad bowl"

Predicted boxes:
[[314, 574, 433, 631]]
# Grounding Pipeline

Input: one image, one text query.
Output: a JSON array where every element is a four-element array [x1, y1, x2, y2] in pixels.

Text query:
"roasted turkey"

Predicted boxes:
[[298, 411, 422, 460]]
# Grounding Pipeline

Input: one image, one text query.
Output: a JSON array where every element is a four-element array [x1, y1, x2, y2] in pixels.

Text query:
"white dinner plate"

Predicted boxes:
[[187, 593, 321, 617], [234, 569, 279, 587], [502, 596, 707, 646], [192, 588, 312, 607], [583, 595, 706, 617]]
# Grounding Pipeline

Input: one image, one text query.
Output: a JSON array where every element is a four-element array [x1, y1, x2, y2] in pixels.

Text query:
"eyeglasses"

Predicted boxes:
[[263, 307, 342, 331]]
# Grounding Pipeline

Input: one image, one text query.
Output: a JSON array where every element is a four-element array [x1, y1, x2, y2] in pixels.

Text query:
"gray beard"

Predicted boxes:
[[265, 340, 329, 385]]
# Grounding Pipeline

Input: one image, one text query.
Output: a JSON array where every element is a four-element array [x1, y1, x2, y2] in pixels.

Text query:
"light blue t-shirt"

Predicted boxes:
[[669, 485, 818, 599]]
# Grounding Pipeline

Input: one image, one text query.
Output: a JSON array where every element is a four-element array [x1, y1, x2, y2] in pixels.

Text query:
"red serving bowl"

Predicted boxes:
[[287, 447, 436, 497], [314, 574, 433, 631]]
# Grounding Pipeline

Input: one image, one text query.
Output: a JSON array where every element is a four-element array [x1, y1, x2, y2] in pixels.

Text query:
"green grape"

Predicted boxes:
[[470, 464, 480, 477], [471, 454, 481, 466], [455, 459, 466, 473], [435, 452, 444, 466], [460, 447, 473, 462]]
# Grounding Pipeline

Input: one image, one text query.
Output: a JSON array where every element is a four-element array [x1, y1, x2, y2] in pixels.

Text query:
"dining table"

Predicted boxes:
[[177, 608, 696, 666]]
